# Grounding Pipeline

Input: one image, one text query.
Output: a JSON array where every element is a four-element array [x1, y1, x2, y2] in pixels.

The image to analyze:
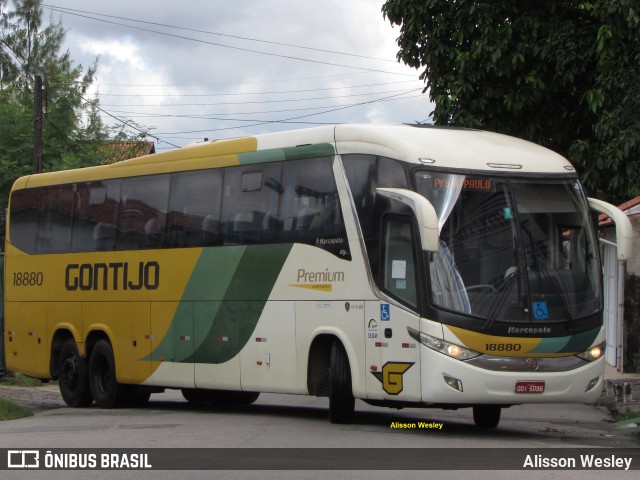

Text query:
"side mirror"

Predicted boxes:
[[376, 188, 439, 252], [588, 197, 633, 261]]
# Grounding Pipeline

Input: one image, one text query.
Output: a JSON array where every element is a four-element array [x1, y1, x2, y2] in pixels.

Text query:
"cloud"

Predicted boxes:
[[45, 0, 431, 148]]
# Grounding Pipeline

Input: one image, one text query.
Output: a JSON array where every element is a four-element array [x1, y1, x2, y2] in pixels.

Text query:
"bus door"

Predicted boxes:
[[365, 192, 434, 402]]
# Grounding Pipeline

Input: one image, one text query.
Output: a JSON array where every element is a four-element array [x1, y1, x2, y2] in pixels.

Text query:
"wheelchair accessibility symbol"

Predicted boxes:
[[532, 301, 549, 320], [380, 303, 390, 321]]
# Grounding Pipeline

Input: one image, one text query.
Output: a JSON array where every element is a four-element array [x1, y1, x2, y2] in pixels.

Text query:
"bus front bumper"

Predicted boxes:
[[420, 346, 604, 405]]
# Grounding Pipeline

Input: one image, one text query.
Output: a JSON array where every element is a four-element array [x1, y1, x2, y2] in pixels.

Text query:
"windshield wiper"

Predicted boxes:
[[482, 268, 519, 331]]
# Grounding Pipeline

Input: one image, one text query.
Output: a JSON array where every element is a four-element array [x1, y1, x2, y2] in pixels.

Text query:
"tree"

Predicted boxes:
[[0, 0, 109, 210], [382, 0, 639, 204]]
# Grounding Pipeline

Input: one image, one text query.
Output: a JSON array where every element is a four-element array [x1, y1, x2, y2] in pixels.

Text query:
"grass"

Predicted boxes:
[[0, 373, 47, 387], [610, 407, 640, 435], [612, 407, 640, 422], [0, 373, 41, 421], [0, 398, 33, 421]]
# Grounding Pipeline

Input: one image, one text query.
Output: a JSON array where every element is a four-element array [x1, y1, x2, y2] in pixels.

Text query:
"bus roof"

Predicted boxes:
[[14, 124, 575, 190], [256, 124, 573, 174]]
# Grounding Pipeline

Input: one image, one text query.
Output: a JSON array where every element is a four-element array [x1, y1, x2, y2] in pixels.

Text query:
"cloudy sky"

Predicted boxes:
[[40, 0, 432, 151]]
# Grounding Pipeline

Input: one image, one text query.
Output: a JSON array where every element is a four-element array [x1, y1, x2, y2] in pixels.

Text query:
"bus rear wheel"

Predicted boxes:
[[473, 405, 501, 428], [58, 339, 93, 408], [328, 341, 355, 424], [89, 340, 125, 408]]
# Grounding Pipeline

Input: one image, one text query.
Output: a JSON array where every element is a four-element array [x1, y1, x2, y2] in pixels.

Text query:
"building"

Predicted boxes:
[[600, 196, 640, 372], [100, 141, 156, 164]]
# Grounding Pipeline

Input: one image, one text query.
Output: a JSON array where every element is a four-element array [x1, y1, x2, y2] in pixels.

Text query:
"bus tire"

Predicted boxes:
[[58, 339, 93, 408], [124, 386, 152, 407], [89, 339, 125, 408], [182, 388, 209, 403], [328, 340, 355, 424], [473, 405, 501, 428]]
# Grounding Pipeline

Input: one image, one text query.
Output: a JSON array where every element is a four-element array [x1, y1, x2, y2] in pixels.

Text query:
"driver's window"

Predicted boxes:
[[381, 216, 418, 309]]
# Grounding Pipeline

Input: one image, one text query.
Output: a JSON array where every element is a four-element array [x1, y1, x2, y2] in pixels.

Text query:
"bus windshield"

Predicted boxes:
[[414, 171, 601, 326]]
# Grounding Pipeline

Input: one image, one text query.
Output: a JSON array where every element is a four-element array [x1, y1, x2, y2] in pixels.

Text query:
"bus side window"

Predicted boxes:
[[280, 157, 343, 242], [8, 188, 41, 254], [221, 164, 282, 245], [381, 216, 418, 310], [117, 175, 170, 250], [37, 185, 75, 253], [167, 169, 224, 247], [72, 180, 121, 252]]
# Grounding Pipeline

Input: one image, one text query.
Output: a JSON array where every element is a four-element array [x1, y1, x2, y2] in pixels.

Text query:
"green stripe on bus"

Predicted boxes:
[[148, 244, 292, 364], [556, 327, 600, 353], [530, 327, 600, 354], [237, 144, 335, 165]]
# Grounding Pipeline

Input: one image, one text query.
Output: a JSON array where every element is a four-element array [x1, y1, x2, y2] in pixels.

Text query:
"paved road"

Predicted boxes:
[[0, 387, 638, 479]]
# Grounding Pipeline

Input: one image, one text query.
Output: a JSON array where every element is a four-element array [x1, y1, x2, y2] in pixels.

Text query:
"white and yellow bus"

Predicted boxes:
[[3, 124, 632, 427]]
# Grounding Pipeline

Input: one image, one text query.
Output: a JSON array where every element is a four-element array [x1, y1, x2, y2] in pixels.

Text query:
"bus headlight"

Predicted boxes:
[[408, 328, 481, 360], [576, 342, 605, 362]]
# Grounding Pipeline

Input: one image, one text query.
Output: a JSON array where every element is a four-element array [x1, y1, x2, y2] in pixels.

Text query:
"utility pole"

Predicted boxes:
[[33, 74, 43, 173]]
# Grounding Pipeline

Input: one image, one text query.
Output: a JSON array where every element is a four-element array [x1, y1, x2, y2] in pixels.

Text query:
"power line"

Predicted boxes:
[[81, 94, 180, 148], [151, 89, 421, 135], [44, 5, 411, 77], [92, 80, 419, 97], [96, 87, 422, 107], [2, 34, 170, 148], [89, 70, 378, 87], [42, 4, 398, 64], [100, 92, 423, 120]]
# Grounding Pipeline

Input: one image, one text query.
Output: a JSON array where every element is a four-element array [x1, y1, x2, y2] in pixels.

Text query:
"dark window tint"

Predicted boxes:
[[9, 189, 42, 254], [342, 154, 408, 239], [117, 175, 170, 250], [72, 180, 121, 252], [221, 164, 282, 244], [167, 169, 224, 247], [9, 154, 348, 257], [343, 154, 408, 280], [281, 157, 344, 242], [36, 184, 76, 253], [381, 216, 418, 309]]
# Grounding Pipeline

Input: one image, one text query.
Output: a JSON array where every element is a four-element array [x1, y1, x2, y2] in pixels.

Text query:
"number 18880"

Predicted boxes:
[[13, 271, 44, 287]]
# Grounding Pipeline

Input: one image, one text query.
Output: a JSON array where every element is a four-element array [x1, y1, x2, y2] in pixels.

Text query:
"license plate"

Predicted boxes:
[[515, 381, 545, 394]]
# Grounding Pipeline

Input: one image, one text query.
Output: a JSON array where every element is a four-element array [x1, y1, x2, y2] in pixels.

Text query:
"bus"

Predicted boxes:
[[3, 124, 632, 428]]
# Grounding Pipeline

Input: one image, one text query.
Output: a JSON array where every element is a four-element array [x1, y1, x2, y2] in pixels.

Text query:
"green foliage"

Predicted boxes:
[[0, 398, 33, 421], [0, 0, 113, 211], [0, 372, 44, 387], [383, 0, 640, 203]]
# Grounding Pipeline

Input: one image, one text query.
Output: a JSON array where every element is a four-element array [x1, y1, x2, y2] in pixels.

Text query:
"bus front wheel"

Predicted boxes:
[[473, 405, 501, 428], [328, 341, 355, 424], [89, 340, 125, 408], [58, 339, 93, 408]]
